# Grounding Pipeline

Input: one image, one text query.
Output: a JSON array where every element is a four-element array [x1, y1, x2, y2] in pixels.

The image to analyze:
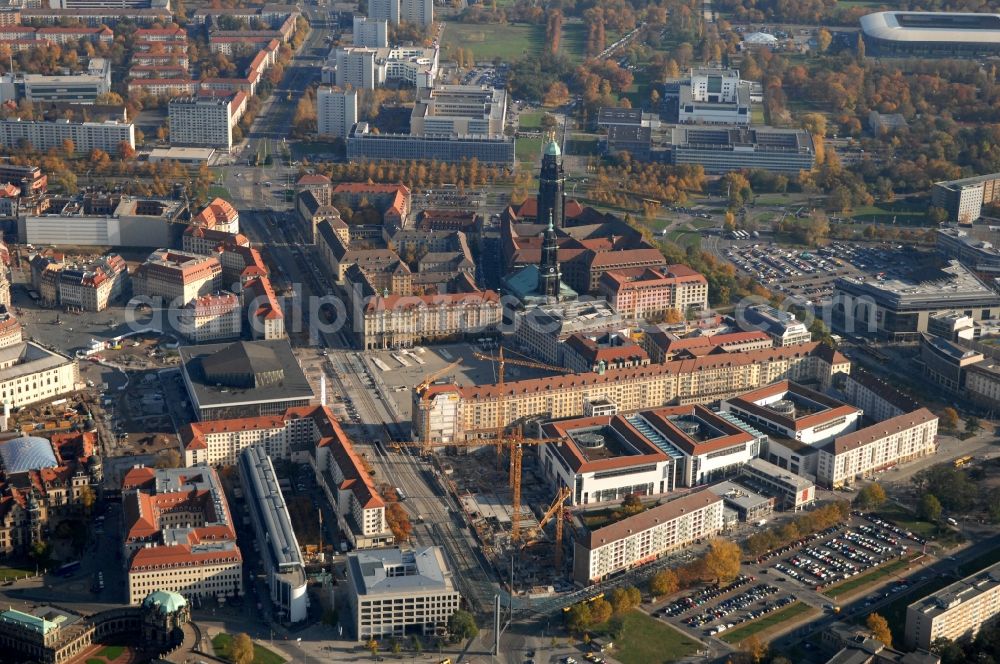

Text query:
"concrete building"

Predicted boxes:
[[539, 404, 764, 506], [347, 124, 514, 165], [512, 299, 623, 366], [739, 457, 815, 511], [368, 0, 432, 26], [740, 304, 812, 346], [905, 561, 1000, 650], [415, 342, 851, 444], [178, 340, 314, 421], [834, 260, 1000, 341], [0, 342, 78, 408], [931, 173, 1000, 224], [121, 465, 243, 606], [168, 94, 237, 152], [708, 480, 774, 522], [132, 248, 222, 307], [352, 15, 387, 47], [317, 87, 358, 138], [20, 196, 187, 248], [21, 68, 111, 104], [935, 227, 1000, 275], [669, 126, 815, 174], [598, 265, 708, 319], [0, 117, 133, 154], [411, 85, 505, 136], [677, 68, 752, 125], [238, 446, 308, 624], [177, 292, 241, 343], [346, 547, 460, 641], [333, 46, 438, 90], [920, 333, 983, 393], [860, 11, 1000, 59], [572, 489, 724, 584]]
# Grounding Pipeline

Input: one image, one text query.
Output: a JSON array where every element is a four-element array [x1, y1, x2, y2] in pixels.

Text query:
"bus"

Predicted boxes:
[[55, 561, 81, 577], [954, 455, 973, 468]]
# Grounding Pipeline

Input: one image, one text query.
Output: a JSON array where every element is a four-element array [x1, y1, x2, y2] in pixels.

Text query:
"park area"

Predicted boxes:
[[442, 23, 544, 62], [213, 633, 285, 664], [591, 610, 700, 664]]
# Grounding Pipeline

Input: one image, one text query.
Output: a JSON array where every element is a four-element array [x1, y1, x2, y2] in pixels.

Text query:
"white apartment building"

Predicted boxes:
[[177, 292, 242, 343], [353, 15, 387, 47], [572, 489, 724, 584], [931, 174, 1000, 224], [906, 562, 1000, 650], [0, 342, 78, 408], [317, 86, 358, 138], [168, 95, 235, 152], [346, 547, 460, 641], [368, 0, 432, 26], [0, 118, 134, 154], [816, 408, 938, 489], [334, 46, 438, 90]]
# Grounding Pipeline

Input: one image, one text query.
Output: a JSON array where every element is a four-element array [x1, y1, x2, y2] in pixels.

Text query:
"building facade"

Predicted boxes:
[[599, 265, 709, 319], [0, 118, 134, 154], [932, 173, 1000, 224], [177, 292, 242, 343], [317, 86, 358, 138], [168, 95, 236, 151], [905, 561, 1000, 650], [0, 342, 78, 408], [132, 248, 222, 307]]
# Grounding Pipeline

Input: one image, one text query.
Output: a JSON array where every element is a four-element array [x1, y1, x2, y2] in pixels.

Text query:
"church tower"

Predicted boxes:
[[537, 137, 566, 229], [539, 212, 561, 300]]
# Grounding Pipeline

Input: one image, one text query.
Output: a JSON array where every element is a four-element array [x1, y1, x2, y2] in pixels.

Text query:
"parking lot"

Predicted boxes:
[[650, 514, 930, 643]]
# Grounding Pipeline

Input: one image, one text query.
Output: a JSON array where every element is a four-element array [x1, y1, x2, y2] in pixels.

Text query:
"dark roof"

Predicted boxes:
[[201, 340, 282, 378]]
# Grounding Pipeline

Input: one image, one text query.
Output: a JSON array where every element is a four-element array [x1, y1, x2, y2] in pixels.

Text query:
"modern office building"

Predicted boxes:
[[346, 547, 460, 641], [677, 68, 752, 125], [0, 342, 78, 408], [132, 248, 222, 307], [860, 11, 1000, 58], [21, 69, 111, 104], [178, 340, 315, 421], [368, 0, 433, 26], [168, 94, 237, 151], [512, 299, 623, 365], [238, 446, 308, 624], [414, 342, 851, 444], [121, 465, 243, 606], [739, 304, 812, 346], [177, 292, 242, 343], [347, 124, 515, 165], [931, 173, 1000, 224], [598, 265, 708, 319], [669, 126, 815, 174], [833, 260, 1000, 341], [539, 404, 764, 506], [936, 227, 1000, 275], [317, 87, 358, 138], [905, 561, 1000, 649], [739, 457, 815, 511], [20, 196, 186, 247], [333, 46, 438, 90], [352, 15, 388, 48], [572, 489, 724, 584], [0, 118, 134, 154]]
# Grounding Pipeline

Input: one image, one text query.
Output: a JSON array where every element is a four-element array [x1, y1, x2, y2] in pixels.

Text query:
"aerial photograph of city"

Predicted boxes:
[[1, 0, 1000, 663]]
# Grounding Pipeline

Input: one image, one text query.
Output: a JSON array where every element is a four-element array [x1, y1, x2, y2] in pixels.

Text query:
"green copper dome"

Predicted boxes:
[[544, 140, 561, 157], [143, 590, 187, 614]]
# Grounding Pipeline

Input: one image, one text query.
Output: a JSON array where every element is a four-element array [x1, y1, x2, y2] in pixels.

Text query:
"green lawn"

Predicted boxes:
[[0, 564, 34, 582], [591, 610, 699, 664], [720, 602, 815, 644], [822, 556, 915, 599], [207, 186, 234, 203], [212, 633, 285, 664], [519, 111, 544, 130], [443, 23, 545, 62], [560, 22, 590, 62], [664, 229, 702, 250], [98, 646, 124, 661], [87, 659, 104, 664], [516, 136, 545, 163], [875, 503, 938, 540], [849, 203, 928, 225], [751, 106, 766, 124]]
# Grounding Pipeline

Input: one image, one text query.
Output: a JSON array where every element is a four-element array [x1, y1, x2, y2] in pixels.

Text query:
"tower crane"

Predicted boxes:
[[522, 486, 571, 570]]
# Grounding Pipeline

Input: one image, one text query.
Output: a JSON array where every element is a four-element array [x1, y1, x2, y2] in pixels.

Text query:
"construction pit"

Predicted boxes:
[[443, 446, 572, 593]]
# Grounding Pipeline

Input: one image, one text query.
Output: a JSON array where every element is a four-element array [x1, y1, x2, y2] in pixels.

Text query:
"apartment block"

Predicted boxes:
[[168, 95, 237, 152], [346, 547, 460, 641], [0, 118, 134, 154], [317, 87, 358, 138], [368, 0, 433, 26], [932, 173, 1000, 224], [906, 561, 1000, 650], [353, 15, 388, 47], [573, 490, 724, 584], [177, 292, 242, 343]]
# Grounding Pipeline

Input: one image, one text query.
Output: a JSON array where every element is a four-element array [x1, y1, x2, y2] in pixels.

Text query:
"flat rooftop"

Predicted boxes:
[[564, 424, 647, 463], [0, 342, 73, 383], [908, 560, 1000, 618], [836, 260, 1000, 307], [348, 546, 454, 597], [707, 480, 772, 512], [239, 446, 305, 582], [861, 11, 1000, 43]]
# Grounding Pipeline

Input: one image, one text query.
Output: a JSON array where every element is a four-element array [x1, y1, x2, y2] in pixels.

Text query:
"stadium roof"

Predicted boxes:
[[860, 11, 1000, 44]]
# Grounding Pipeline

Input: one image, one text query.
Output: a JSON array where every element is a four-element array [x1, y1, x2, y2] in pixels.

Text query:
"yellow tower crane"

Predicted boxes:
[[522, 486, 572, 570], [413, 360, 461, 453]]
